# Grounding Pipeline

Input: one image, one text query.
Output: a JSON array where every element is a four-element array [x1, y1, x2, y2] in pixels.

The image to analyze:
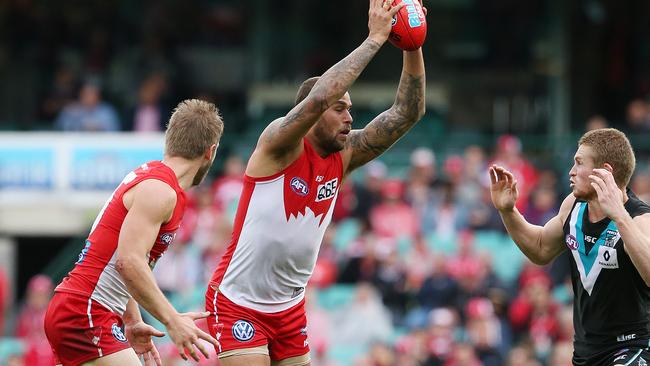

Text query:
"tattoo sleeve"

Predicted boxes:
[[346, 68, 426, 172], [260, 38, 384, 155]]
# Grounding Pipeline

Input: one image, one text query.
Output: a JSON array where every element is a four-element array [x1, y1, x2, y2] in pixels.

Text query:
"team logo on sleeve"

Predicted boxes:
[[565, 234, 578, 250], [76, 240, 92, 264], [160, 232, 176, 246], [232, 320, 255, 342], [290, 177, 309, 196], [315, 178, 338, 202], [111, 323, 128, 343]]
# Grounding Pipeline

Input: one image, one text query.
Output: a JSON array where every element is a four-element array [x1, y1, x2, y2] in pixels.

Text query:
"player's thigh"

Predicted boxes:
[[80, 348, 141, 366], [271, 354, 311, 366], [219, 353, 271, 366]]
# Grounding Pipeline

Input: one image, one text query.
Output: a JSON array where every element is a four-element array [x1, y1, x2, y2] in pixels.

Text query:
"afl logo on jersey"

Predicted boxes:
[[111, 323, 128, 343], [160, 232, 176, 246], [232, 320, 255, 342], [290, 177, 309, 196], [565, 234, 578, 250]]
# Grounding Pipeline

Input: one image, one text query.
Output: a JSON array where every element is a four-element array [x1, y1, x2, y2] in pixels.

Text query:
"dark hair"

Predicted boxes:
[[295, 76, 320, 105]]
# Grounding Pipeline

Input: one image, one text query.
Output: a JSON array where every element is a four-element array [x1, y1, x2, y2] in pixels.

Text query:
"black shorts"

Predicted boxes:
[[574, 346, 650, 366]]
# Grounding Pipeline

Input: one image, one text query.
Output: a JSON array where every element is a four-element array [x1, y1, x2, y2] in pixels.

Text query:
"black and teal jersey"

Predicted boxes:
[[563, 190, 650, 363]]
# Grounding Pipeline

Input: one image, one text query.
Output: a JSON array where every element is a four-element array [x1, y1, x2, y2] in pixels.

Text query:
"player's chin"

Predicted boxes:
[[572, 187, 595, 200], [334, 135, 347, 148]]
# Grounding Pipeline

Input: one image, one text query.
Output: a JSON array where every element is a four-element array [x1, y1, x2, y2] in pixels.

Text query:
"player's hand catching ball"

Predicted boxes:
[[368, 0, 406, 44]]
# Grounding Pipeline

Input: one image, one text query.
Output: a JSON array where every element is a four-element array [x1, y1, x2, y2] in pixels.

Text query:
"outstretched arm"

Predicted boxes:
[[489, 165, 568, 265], [343, 49, 426, 174], [248, 0, 404, 175]]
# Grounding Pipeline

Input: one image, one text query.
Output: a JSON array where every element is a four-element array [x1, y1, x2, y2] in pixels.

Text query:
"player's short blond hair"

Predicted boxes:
[[578, 128, 635, 187], [165, 99, 224, 159]]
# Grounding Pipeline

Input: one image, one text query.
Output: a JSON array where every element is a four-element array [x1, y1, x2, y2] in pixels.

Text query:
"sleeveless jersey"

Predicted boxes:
[[56, 161, 186, 315], [563, 190, 650, 359], [211, 139, 343, 312]]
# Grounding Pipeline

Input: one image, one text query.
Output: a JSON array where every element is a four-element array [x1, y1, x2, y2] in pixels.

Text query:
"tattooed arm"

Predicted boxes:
[[342, 49, 426, 175], [246, 0, 405, 177]]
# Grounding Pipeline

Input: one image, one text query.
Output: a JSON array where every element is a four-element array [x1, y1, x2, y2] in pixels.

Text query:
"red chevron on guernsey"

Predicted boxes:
[[210, 139, 343, 313]]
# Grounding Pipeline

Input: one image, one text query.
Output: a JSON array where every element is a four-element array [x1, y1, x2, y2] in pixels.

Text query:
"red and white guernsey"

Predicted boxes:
[[211, 139, 343, 313], [56, 161, 186, 315]]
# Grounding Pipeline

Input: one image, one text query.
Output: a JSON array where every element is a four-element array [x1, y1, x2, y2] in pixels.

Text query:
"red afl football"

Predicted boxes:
[[388, 0, 427, 51]]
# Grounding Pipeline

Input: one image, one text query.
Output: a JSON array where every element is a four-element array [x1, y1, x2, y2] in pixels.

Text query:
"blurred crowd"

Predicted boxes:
[[1, 0, 247, 131], [2, 134, 650, 366]]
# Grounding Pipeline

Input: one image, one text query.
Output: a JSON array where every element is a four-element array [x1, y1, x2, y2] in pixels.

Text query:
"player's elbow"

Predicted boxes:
[[303, 92, 329, 114], [115, 254, 141, 277], [528, 254, 553, 266], [415, 104, 426, 121]]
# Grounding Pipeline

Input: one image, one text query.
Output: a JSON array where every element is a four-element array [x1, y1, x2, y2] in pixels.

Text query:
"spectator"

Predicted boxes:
[[584, 114, 608, 131], [465, 297, 503, 366], [426, 308, 459, 365], [489, 135, 539, 211], [406, 147, 444, 219], [40, 66, 78, 122], [351, 160, 388, 220], [524, 187, 558, 226], [625, 98, 650, 133], [55, 82, 120, 131], [211, 154, 245, 217], [370, 179, 420, 243], [15, 275, 55, 366], [333, 283, 394, 348], [129, 73, 168, 132]]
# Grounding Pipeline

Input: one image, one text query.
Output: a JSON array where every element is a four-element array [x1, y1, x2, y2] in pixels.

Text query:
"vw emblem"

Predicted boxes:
[[232, 320, 255, 342], [111, 323, 127, 343]]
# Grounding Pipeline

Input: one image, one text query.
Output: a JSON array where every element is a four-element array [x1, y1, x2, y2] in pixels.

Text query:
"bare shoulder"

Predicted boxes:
[[632, 212, 650, 227], [258, 117, 286, 148], [123, 179, 177, 219], [556, 194, 577, 223], [247, 117, 305, 177]]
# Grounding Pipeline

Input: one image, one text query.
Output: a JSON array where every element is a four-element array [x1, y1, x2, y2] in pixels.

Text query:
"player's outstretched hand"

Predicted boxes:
[[125, 321, 164, 366], [165, 311, 220, 362], [368, 0, 405, 43], [489, 165, 519, 212]]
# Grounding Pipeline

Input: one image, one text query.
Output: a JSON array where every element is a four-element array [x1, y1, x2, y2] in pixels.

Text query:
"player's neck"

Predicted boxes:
[[586, 200, 607, 223], [586, 189, 629, 223], [305, 135, 331, 158], [162, 156, 199, 190]]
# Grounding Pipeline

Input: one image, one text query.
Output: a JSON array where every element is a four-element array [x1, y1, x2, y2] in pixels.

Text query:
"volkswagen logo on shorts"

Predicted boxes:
[[232, 320, 255, 342], [111, 323, 128, 343]]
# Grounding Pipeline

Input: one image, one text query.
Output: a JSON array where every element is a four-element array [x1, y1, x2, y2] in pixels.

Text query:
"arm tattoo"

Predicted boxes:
[[310, 38, 382, 108], [347, 72, 425, 171], [260, 38, 383, 154]]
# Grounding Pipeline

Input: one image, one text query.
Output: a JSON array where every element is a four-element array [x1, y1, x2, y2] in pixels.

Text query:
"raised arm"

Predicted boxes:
[[489, 165, 569, 265], [342, 49, 426, 174], [248, 0, 404, 175]]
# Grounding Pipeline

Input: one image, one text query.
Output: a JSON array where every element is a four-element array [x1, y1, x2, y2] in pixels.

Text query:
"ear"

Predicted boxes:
[[205, 143, 218, 161], [603, 163, 613, 173]]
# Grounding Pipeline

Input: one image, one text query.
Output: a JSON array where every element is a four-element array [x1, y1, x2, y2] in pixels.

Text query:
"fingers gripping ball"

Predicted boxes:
[[388, 0, 427, 51]]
